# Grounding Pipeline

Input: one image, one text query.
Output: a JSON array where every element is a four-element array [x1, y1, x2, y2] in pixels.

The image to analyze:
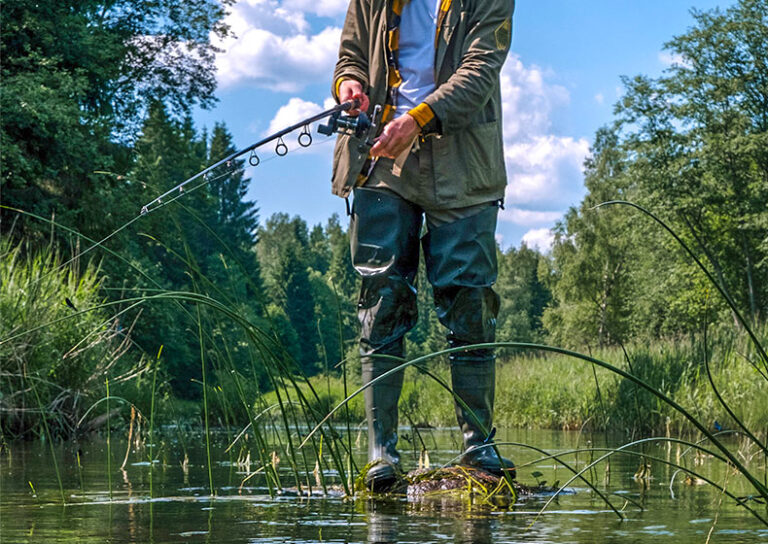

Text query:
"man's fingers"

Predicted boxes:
[[358, 94, 370, 112], [371, 139, 401, 159], [370, 138, 386, 156], [339, 80, 366, 114], [370, 125, 393, 157], [339, 80, 369, 115], [349, 93, 363, 115], [349, 92, 370, 116]]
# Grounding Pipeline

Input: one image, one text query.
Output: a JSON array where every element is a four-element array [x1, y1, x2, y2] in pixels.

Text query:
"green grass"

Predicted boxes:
[[2, 201, 766, 523], [277, 334, 767, 437], [0, 236, 148, 439]]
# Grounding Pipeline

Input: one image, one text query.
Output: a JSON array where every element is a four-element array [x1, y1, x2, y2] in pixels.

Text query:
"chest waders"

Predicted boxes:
[[351, 187, 514, 491]]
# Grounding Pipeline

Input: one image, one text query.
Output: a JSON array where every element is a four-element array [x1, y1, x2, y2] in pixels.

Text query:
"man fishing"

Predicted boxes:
[[331, 0, 516, 490]]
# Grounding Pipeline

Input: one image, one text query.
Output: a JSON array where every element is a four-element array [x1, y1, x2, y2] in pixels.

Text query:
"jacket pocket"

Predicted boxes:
[[460, 121, 505, 195], [331, 134, 353, 197]]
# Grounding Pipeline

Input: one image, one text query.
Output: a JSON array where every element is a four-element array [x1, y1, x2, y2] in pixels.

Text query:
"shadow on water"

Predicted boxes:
[[2, 428, 767, 543]]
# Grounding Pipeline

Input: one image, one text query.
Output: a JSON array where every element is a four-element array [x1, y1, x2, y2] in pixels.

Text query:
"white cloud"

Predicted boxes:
[[499, 56, 569, 141], [658, 50, 690, 68], [521, 228, 555, 252], [213, 1, 341, 91], [262, 97, 338, 154], [499, 54, 590, 231], [501, 207, 563, 226], [594, 93, 604, 104], [282, 0, 349, 17], [226, 0, 309, 36], [265, 97, 336, 134], [503, 135, 589, 206]]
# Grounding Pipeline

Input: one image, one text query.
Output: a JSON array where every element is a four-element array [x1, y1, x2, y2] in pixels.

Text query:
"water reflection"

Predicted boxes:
[[364, 501, 400, 543], [364, 499, 496, 544], [1, 429, 766, 544]]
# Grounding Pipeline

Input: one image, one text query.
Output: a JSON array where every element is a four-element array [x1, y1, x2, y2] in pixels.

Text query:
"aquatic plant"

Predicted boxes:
[[301, 201, 767, 523], [1, 199, 766, 528], [0, 235, 147, 439]]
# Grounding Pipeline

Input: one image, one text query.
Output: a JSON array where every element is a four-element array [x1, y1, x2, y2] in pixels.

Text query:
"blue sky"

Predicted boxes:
[[194, 0, 735, 250]]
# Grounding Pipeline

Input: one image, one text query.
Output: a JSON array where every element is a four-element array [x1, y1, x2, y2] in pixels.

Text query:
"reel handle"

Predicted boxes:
[[318, 111, 371, 138], [317, 104, 382, 156]]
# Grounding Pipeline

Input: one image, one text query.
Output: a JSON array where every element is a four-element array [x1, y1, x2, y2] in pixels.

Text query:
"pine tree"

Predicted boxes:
[[257, 214, 320, 374]]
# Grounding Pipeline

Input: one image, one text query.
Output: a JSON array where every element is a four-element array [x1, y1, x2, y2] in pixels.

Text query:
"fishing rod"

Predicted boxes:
[[140, 99, 382, 215]]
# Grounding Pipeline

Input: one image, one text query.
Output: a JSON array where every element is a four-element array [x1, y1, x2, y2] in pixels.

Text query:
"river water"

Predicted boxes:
[[1, 427, 766, 543]]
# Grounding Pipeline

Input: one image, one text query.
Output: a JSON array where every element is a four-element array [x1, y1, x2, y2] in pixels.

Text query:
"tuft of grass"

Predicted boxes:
[[0, 237, 146, 439], [3, 199, 765, 526], [285, 334, 767, 438]]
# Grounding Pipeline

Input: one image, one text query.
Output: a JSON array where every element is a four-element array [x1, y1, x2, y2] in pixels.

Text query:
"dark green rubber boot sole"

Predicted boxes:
[[364, 462, 399, 492]]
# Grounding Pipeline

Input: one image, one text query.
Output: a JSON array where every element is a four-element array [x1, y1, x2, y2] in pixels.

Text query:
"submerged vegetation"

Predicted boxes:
[[1, 0, 767, 528]]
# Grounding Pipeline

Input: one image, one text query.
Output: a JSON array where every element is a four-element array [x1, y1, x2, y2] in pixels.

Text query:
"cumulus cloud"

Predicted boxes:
[[499, 56, 569, 140], [282, 0, 349, 17], [499, 54, 589, 232], [265, 97, 336, 134], [262, 97, 339, 154], [503, 134, 589, 206], [213, 0, 341, 91], [521, 228, 555, 252], [501, 207, 563, 226]]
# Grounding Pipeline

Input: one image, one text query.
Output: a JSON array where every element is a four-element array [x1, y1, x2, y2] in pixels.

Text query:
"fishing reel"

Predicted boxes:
[[140, 101, 382, 216], [318, 105, 382, 153]]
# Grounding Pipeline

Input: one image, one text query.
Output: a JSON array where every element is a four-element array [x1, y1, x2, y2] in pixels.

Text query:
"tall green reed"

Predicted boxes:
[[4, 197, 765, 526], [106, 377, 112, 500], [2, 205, 359, 499], [28, 374, 65, 503]]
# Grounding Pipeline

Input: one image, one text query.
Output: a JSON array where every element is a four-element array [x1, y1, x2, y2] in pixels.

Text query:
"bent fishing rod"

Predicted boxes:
[[140, 99, 382, 215]]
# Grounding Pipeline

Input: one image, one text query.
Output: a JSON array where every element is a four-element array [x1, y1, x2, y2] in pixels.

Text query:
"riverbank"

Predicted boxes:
[[274, 336, 768, 437]]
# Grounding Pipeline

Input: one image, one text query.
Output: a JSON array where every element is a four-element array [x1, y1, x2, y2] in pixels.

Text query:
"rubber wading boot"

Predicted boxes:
[[452, 354, 516, 479], [362, 354, 404, 491], [351, 187, 421, 492]]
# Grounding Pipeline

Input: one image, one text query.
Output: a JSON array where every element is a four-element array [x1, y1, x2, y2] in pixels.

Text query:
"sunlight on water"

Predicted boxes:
[[1, 428, 765, 543]]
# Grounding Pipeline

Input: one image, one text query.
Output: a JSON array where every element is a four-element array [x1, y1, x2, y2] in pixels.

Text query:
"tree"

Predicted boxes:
[[112, 106, 266, 397], [496, 243, 550, 343], [208, 124, 259, 253], [545, 0, 768, 345], [257, 214, 320, 374], [544, 128, 637, 347], [615, 0, 768, 323], [1, 0, 231, 238], [321, 215, 359, 365]]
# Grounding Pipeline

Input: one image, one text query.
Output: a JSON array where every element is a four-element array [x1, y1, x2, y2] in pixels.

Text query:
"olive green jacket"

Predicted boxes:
[[331, 0, 515, 207]]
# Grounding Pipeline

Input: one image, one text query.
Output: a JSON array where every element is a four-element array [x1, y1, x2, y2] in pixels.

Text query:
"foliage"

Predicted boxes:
[[546, 0, 767, 342], [1, 0, 232, 239], [0, 237, 145, 438]]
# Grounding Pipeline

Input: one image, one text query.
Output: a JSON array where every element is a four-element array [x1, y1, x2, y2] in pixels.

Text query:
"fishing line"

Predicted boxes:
[[8, 98, 376, 293], [3, 136, 335, 297]]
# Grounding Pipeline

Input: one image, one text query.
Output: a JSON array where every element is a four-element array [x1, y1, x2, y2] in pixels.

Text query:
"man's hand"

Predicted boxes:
[[338, 79, 370, 116], [370, 114, 420, 159]]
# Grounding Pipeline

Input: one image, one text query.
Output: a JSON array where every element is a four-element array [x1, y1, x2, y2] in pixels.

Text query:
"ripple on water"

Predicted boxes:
[[641, 524, 675, 536]]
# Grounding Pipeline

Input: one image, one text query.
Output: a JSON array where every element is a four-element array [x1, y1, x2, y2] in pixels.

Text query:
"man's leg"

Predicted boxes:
[[350, 187, 422, 490], [422, 203, 515, 477]]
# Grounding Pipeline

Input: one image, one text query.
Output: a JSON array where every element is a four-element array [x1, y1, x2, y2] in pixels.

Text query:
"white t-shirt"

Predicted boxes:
[[395, 0, 440, 119]]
